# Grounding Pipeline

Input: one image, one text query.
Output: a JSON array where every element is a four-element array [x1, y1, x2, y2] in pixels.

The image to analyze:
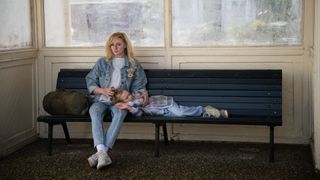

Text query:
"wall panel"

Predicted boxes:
[[0, 54, 37, 156]]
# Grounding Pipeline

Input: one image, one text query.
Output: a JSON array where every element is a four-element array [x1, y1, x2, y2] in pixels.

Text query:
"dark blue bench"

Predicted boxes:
[[37, 69, 282, 162]]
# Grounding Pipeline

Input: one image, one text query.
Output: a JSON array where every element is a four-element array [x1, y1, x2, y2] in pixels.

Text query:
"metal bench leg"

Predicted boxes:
[[61, 122, 71, 144], [269, 126, 275, 162], [162, 123, 169, 145], [154, 123, 160, 157], [48, 123, 53, 156]]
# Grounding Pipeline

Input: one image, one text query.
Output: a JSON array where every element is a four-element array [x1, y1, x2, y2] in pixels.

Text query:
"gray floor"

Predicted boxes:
[[0, 138, 319, 180]]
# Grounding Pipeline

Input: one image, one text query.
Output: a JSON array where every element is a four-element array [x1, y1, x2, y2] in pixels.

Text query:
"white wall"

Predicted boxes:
[[0, 0, 39, 157], [313, 0, 320, 171], [0, 50, 38, 156]]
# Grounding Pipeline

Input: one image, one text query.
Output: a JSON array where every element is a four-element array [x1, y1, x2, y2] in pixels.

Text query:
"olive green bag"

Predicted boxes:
[[43, 89, 90, 115]]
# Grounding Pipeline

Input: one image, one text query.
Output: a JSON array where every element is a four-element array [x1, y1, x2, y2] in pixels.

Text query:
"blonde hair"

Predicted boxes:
[[111, 88, 128, 104], [105, 32, 136, 66]]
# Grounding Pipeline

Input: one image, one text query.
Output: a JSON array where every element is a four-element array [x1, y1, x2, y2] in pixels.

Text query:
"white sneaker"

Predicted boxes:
[[87, 153, 98, 168], [220, 109, 229, 118], [202, 112, 211, 117], [204, 105, 221, 118], [97, 151, 112, 170]]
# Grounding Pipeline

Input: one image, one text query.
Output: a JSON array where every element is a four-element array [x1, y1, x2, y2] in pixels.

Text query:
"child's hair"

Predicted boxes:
[[111, 88, 127, 104]]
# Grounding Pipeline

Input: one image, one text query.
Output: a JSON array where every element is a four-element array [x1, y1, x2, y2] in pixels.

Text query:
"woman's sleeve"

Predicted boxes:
[[85, 59, 101, 94], [130, 61, 147, 93]]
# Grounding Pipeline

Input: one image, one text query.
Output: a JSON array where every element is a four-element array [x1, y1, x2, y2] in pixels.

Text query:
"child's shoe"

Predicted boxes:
[[220, 109, 229, 118], [204, 105, 221, 118]]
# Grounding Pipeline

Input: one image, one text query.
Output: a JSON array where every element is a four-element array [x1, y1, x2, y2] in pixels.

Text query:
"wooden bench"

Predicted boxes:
[[37, 69, 282, 162]]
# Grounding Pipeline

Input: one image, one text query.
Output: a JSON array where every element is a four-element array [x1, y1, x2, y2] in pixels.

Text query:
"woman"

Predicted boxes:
[[85, 32, 148, 170]]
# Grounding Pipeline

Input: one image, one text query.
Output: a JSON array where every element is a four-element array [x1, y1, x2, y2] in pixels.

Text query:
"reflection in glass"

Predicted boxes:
[[172, 0, 302, 47], [45, 0, 164, 47], [0, 0, 32, 50]]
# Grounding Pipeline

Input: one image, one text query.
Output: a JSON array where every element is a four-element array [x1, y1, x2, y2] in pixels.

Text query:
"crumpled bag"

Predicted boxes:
[[43, 89, 90, 115]]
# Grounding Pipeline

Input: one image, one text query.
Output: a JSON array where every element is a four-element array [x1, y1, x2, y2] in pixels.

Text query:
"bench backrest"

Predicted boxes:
[[57, 69, 282, 118]]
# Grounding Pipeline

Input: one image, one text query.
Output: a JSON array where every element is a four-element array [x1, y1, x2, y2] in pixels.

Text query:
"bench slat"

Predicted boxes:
[[145, 69, 281, 78], [37, 115, 281, 126], [147, 78, 281, 85], [173, 96, 281, 103], [149, 90, 281, 97], [148, 83, 281, 90]]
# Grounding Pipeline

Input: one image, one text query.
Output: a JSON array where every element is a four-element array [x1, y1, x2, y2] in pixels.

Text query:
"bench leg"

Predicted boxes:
[[162, 123, 169, 145], [61, 122, 71, 144], [269, 126, 275, 162], [154, 123, 160, 157], [48, 123, 53, 156]]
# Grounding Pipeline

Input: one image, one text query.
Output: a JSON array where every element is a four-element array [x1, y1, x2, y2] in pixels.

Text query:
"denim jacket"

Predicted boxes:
[[85, 57, 147, 102]]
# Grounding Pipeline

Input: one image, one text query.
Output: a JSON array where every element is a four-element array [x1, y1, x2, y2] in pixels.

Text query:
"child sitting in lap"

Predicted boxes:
[[112, 88, 228, 118]]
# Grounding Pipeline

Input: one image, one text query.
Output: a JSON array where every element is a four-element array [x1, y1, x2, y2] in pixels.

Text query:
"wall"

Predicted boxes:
[[313, 0, 320, 171], [0, 50, 38, 156], [36, 1, 314, 145], [0, 0, 39, 157]]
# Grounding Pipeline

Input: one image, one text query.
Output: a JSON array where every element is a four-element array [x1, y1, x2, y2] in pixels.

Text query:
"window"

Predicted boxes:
[[0, 0, 32, 50], [44, 0, 164, 47], [172, 0, 302, 47], [44, 0, 303, 48]]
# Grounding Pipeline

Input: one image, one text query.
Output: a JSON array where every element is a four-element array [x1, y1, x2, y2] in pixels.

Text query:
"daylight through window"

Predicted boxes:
[[172, 0, 302, 46], [44, 0, 164, 47], [0, 0, 32, 50]]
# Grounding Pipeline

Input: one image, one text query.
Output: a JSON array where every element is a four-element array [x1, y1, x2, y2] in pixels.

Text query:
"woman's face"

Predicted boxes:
[[110, 37, 126, 58]]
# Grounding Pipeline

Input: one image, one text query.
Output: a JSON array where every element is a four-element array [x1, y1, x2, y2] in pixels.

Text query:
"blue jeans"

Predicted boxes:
[[89, 101, 128, 149], [165, 101, 204, 117]]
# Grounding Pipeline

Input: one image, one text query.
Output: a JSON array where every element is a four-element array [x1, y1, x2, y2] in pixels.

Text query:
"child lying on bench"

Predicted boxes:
[[113, 88, 228, 118]]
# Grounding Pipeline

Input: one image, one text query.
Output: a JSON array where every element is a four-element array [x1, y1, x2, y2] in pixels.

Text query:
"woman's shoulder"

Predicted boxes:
[[96, 57, 107, 63], [95, 57, 112, 66]]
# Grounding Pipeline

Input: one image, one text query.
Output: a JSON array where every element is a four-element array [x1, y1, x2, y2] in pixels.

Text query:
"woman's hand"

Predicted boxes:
[[94, 87, 115, 97]]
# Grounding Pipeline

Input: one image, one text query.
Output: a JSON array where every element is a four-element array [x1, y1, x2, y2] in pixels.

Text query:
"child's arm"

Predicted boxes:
[[116, 102, 131, 111]]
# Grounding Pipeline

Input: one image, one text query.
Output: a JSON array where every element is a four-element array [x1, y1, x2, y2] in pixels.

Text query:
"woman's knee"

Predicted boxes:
[[89, 102, 107, 119], [111, 106, 128, 119]]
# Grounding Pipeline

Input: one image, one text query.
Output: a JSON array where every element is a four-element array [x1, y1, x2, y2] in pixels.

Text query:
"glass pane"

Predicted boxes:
[[44, 0, 164, 47], [0, 0, 32, 50], [172, 0, 302, 47]]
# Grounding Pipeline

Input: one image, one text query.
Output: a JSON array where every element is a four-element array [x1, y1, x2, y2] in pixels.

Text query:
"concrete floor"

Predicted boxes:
[[0, 139, 319, 179]]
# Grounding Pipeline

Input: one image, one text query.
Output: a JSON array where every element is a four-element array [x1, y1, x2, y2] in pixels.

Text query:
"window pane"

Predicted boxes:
[[0, 0, 32, 50], [44, 0, 164, 47], [172, 0, 302, 47]]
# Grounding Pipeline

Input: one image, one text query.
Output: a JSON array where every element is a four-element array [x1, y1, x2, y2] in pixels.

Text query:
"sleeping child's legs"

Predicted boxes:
[[167, 101, 203, 117], [167, 101, 228, 118]]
